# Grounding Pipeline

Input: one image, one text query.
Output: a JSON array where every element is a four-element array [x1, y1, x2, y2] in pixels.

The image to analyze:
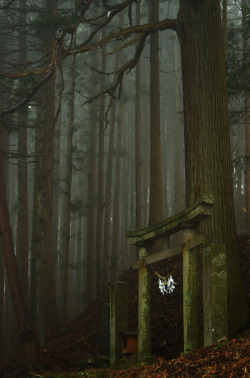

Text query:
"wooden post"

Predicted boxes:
[[110, 281, 128, 365], [183, 229, 199, 353], [138, 246, 151, 362], [203, 244, 228, 346]]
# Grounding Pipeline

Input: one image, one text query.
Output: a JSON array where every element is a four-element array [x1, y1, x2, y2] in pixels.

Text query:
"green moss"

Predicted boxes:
[[126, 193, 214, 245], [212, 253, 226, 267]]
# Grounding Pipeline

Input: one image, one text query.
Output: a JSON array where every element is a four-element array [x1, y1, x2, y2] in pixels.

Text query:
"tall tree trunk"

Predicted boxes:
[[29, 106, 40, 331], [111, 98, 123, 281], [86, 51, 98, 302], [63, 51, 76, 322], [96, 29, 106, 293], [0, 240, 3, 357], [4, 274, 18, 355], [103, 12, 125, 285], [53, 113, 61, 277], [242, 0, 250, 234], [53, 111, 62, 320], [36, 0, 60, 343], [0, 150, 38, 369], [135, 2, 143, 229], [75, 108, 86, 311], [103, 87, 117, 288], [121, 148, 130, 269], [0, 129, 8, 358], [57, 124, 67, 319], [16, 0, 29, 309], [148, 0, 164, 233], [174, 33, 183, 214], [141, 50, 150, 226], [222, 0, 227, 57], [178, 0, 249, 335], [75, 205, 83, 313]]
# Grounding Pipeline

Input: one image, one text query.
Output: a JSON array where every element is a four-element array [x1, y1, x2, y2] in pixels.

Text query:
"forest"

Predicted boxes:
[[0, 0, 249, 376]]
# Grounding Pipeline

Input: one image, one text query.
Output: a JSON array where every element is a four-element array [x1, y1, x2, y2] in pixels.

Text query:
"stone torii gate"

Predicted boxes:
[[126, 194, 228, 362]]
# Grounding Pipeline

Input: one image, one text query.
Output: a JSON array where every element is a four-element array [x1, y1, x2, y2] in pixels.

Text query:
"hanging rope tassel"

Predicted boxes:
[[150, 266, 176, 295]]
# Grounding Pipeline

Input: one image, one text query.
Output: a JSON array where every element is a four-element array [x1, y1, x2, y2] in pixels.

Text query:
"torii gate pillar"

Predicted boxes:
[[138, 246, 151, 362]]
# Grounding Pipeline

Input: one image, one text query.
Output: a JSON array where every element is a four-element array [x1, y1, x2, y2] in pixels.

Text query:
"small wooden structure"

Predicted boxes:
[[126, 193, 228, 361], [119, 331, 138, 354], [118, 331, 138, 365]]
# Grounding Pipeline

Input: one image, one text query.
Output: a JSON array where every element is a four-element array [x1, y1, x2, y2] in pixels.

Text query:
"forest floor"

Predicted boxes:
[[0, 235, 250, 377]]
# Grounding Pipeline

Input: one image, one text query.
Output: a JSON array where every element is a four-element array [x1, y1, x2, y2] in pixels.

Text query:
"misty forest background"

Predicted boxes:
[[0, 0, 249, 359]]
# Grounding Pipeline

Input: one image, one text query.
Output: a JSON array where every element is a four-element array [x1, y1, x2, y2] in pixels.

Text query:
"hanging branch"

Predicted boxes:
[[0, 69, 56, 118], [0, 49, 51, 71], [0, 0, 16, 10], [1, 18, 177, 80], [0, 0, 177, 119], [83, 31, 148, 126], [84, 62, 115, 76], [107, 34, 141, 55], [79, 0, 137, 48]]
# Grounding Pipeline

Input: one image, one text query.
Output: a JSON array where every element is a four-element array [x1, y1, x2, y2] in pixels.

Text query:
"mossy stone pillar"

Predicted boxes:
[[203, 244, 228, 346], [110, 281, 128, 365], [138, 246, 151, 362], [183, 230, 199, 353]]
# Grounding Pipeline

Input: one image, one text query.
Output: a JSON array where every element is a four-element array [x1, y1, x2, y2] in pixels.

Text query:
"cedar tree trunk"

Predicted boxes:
[[0, 150, 38, 370], [177, 0, 249, 335]]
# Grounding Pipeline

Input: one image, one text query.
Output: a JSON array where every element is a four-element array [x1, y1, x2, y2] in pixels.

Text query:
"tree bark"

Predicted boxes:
[[53, 112, 61, 287], [174, 33, 183, 214], [86, 50, 98, 302], [135, 1, 143, 229], [0, 239, 3, 357], [111, 97, 123, 281], [0, 149, 38, 369], [177, 0, 249, 335], [103, 84, 117, 289], [148, 0, 164, 231], [242, 0, 250, 234], [17, 0, 29, 309], [61, 49, 76, 322], [96, 28, 106, 293], [222, 0, 227, 57], [36, 0, 60, 343], [29, 105, 41, 331], [0, 129, 8, 357]]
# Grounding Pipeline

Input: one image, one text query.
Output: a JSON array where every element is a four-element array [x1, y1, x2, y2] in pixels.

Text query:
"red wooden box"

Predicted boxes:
[[118, 331, 138, 355]]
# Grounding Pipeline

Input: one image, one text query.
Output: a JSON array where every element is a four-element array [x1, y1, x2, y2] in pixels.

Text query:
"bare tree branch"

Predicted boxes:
[[0, 69, 56, 118], [0, 0, 177, 119], [1, 18, 177, 79], [0, 0, 16, 10], [83, 31, 149, 128]]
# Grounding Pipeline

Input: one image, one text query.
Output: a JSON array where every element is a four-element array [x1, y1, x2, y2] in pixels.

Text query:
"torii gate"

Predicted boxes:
[[126, 194, 228, 362]]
